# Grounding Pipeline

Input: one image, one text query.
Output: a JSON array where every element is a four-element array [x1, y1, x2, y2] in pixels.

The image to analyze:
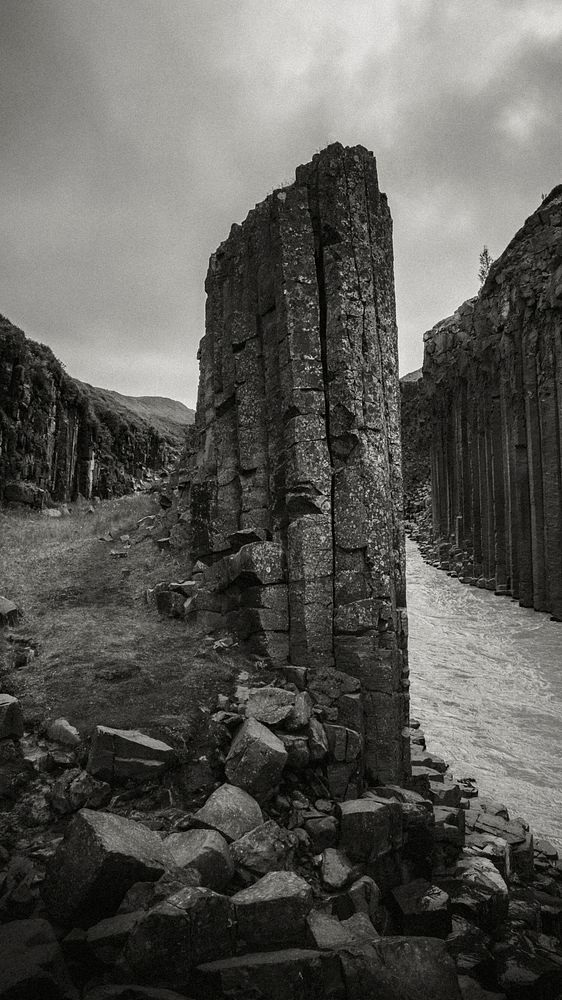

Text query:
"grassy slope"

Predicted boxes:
[[0, 495, 242, 769], [75, 381, 194, 444]]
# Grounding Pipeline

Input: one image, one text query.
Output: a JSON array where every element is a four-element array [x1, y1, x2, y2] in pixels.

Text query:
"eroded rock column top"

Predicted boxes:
[[183, 142, 408, 785]]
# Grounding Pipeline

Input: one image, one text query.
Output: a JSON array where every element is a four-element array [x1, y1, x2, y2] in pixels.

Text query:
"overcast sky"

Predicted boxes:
[[1, 1, 561, 406]]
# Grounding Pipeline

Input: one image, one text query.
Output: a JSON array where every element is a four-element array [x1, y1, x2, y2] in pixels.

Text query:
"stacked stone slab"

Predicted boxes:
[[181, 143, 409, 785], [423, 185, 562, 618]]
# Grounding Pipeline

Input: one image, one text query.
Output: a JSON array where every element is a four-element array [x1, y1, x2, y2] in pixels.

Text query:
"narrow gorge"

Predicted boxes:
[[1, 145, 561, 1000]]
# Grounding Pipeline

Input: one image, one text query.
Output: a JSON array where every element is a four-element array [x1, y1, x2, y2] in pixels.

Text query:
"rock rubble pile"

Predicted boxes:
[[0, 663, 561, 998]]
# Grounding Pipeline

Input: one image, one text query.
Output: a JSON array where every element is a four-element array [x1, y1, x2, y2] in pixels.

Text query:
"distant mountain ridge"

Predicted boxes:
[[75, 382, 194, 440]]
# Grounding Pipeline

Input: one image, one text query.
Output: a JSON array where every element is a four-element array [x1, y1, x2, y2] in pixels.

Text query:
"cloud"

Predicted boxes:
[[1, 0, 560, 402]]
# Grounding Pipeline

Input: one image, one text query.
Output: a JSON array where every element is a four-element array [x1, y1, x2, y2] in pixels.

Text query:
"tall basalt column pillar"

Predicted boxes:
[[184, 142, 409, 788], [522, 327, 547, 611], [537, 327, 562, 620], [491, 395, 507, 592]]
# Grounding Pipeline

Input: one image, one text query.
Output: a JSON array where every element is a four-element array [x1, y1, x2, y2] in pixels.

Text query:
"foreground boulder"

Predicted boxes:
[[123, 886, 235, 990], [191, 783, 263, 842], [230, 820, 298, 878], [195, 948, 341, 999], [165, 829, 234, 890], [195, 936, 462, 999], [42, 808, 170, 926], [0, 693, 24, 739], [87, 726, 174, 782], [339, 936, 463, 999], [391, 878, 451, 938], [338, 797, 402, 862], [225, 718, 288, 798], [233, 870, 313, 950], [0, 597, 21, 629], [47, 768, 111, 816], [83, 988, 192, 1000], [0, 918, 77, 999]]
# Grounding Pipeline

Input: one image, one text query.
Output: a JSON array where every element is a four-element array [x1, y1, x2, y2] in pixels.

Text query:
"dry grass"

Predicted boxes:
[[0, 495, 243, 765]]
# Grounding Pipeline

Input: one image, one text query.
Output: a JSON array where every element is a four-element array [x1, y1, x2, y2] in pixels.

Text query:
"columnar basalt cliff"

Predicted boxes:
[[423, 186, 562, 617], [399, 369, 431, 511], [181, 143, 409, 786], [0, 315, 192, 502]]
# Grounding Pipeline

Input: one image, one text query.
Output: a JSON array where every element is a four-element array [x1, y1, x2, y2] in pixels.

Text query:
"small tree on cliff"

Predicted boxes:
[[478, 246, 494, 285]]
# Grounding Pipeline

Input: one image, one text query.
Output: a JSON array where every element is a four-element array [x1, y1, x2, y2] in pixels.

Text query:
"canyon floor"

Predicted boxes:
[[0, 494, 243, 794]]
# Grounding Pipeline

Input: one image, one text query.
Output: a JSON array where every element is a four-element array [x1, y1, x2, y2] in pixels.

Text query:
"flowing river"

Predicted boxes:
[[407, 537, 562, 850]]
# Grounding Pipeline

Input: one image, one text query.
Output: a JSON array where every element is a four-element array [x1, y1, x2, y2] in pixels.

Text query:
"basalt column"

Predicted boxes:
[[184, 143, 409, 785], [423, 185, 562, 619]]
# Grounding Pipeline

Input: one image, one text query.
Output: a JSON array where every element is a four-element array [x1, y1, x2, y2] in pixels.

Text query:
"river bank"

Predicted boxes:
[[407, 536, 562, 851]]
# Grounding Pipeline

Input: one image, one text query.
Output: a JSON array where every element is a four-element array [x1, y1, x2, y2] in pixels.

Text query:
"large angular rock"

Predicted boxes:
[[191, 782, 263, 842], [3, 481, 45, 508], [87, 725, 174, 782], [230, 819, 298, 877], [321, 848, 361, 891], [124, 886, 235, 989], [0, 918, 78, 999], [391, 878, 451, 938], [118, 868, 202, 914], [42, 808, 170, 927], [245, 687, 296, 725], [338, 797, 402, 862], [233, 870, 313, 950], [306, 909, 357, 950], [339, 935, 462, 999], [225, 718, 287, 798], [457, 977, 507, 1000], [440, 855, 509, 931], [47, 717, 81, 747], [86, 910, 143, 965], [165, 829, 234, 890], [47, 768, 111, 815], [84, 988, 191, 1000], [0, 693, 24, 739], [195, 948, 341, 999], [0, 596, 22, 628], [330, 875, 381, 925]]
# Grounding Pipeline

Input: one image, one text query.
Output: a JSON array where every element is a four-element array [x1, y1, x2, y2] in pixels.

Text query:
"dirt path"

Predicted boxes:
[[0, 495, 242, 774]]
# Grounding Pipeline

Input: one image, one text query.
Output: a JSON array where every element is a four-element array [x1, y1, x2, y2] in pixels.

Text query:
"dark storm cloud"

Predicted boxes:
[[1, 0, 561, 403]]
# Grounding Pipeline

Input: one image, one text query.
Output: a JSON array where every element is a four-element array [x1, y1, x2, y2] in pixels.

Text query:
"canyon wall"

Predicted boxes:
[[400, 370, 430, 505], [423, 186, 562, 617], [0, 315, 190, 502], [179, 143, 409, 786]]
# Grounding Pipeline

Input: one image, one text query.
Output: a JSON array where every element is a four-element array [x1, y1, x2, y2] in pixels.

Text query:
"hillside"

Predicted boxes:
[[0, 314, 193, 502], [76, 382, 194, 443]]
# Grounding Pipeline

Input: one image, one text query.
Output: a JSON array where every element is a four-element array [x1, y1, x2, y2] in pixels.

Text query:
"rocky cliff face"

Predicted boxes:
[[0, 315, 193, 502], [175, 143, 409, 786], [423, 186, 562, 617], [399, 370, 430, 504]]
